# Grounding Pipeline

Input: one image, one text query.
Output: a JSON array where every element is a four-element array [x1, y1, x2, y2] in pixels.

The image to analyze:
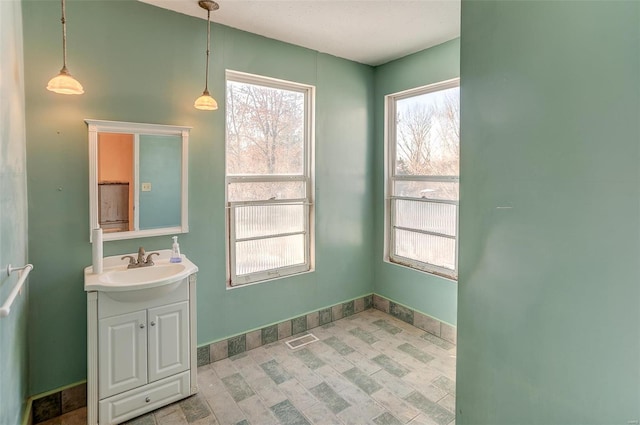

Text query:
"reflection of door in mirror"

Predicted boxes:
[[98, 133, 134, 233]]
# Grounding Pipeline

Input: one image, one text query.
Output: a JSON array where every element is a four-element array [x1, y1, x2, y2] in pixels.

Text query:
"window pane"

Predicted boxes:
[[393, 181, 459, 201], [394, 199, 457, 237], [226, 80, 305, 175], [395, 86, 459, 176], [235, 204, 305, 240], [228, 181, 306, 202], [236, 234, 305, 276], [394, 229, 455, 271]]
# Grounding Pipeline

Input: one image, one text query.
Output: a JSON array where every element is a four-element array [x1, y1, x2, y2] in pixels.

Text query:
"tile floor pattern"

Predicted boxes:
[[40, 309, 456, 425]]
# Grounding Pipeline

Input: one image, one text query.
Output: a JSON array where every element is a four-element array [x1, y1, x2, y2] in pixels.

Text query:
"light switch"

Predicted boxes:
[[141, 182, 152, 192]]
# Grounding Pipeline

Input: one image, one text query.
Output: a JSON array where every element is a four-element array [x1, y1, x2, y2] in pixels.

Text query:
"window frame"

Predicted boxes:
[[384, 78, 460, 281], [225, 70, 315, 287]]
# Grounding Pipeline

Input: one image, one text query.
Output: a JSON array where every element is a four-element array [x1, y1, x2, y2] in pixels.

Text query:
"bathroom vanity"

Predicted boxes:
[[84, 250, 198, 425]]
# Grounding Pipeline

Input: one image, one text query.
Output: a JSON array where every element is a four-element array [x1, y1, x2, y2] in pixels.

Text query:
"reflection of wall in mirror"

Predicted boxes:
[[139, 134, 181, 229], [98, 133, 134, 231]]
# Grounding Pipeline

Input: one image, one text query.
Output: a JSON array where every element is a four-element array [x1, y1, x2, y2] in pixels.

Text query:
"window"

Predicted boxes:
[[225, 71, 315, 286], [385, 79, 460, 279]]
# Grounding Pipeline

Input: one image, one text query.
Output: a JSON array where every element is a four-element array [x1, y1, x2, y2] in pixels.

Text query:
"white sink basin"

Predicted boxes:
[[101, 263, 187, 285], [84, 250, 198, 300]]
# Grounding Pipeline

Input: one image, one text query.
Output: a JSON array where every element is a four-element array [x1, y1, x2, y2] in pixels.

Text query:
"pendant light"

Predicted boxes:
[[194, 0, 219, 110], [47, 0, 84, 95]]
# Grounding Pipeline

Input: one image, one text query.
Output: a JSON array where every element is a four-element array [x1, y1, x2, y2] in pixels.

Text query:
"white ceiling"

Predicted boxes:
[[139, 0, 461, 66]]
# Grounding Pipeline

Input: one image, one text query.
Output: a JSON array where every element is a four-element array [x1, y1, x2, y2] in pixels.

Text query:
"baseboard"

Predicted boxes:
[[196, 292, 457, 368], [196, 294, 375, 366], [29, 381, 87, 424], [21, 398, 32, 425], [372, 294, 457, 345]]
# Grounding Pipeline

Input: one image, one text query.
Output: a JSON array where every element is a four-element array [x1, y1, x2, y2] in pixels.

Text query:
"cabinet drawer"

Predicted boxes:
[[99, 371, 190, 425]]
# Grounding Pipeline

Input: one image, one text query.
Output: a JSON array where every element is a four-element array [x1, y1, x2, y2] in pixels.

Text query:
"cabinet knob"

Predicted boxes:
[[145, 397, 151, 403], [139, 324, 145, 329], [150, 321, 156, 326]]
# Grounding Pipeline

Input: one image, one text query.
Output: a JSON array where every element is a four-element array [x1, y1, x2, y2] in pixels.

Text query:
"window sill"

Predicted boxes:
[[226, 268, 316, 290], [383, 258, 457, 283]]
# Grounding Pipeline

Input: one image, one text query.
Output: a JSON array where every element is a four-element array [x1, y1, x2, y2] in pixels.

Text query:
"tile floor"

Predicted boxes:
[[41, 309, 456, 425]]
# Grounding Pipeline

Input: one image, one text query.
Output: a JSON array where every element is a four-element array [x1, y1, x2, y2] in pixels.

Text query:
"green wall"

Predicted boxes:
[[457, 1, 640, 423], [0, 0, 30, 423], [373, 39, 460, 325], [23, 0, 374, 394]]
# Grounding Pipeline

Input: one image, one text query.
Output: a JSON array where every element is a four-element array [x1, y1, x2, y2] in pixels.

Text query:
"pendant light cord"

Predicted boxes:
[[60, 0, 68, 72], [204, 9, 211, 93]]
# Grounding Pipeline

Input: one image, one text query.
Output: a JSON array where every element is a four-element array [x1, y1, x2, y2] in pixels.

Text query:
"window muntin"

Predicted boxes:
[[227, 181, 306, 202], [386, 79, 460, 279], [226, 71, 314, 286]]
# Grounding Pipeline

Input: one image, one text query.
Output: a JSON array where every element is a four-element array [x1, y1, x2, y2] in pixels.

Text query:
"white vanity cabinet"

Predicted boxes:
[[85, 253, 198, 425]]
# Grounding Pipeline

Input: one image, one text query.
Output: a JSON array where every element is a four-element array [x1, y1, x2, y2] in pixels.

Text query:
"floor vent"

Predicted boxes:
[[285, 333, 319, 350]]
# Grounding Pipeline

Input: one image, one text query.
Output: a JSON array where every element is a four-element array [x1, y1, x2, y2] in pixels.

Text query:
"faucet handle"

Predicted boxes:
[[121, 255, 136, 265], [145, 252, 160, 265]]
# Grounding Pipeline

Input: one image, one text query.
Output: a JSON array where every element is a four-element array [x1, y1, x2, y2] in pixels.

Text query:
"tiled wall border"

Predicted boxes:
[[30, 382, 87, 424], [29, 293, 456, 424], [372, 294, 457, 345], [196, 293, 456, 367], [196, 294, 375, 367]]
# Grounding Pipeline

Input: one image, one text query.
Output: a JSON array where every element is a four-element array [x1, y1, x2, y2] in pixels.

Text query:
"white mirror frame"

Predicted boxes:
[[86, 119, 191, 242]]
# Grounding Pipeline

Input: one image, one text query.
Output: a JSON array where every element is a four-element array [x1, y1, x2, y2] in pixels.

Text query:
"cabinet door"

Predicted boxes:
[[148, 301, 189, 382], [99, 310, 148, 399]]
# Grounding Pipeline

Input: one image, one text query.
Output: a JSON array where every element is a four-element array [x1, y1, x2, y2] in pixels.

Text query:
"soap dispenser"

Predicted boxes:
[[170, 236, 182, 263]]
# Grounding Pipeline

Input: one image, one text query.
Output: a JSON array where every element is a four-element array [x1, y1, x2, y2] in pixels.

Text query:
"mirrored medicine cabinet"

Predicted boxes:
[[86, 119, 190, 242]]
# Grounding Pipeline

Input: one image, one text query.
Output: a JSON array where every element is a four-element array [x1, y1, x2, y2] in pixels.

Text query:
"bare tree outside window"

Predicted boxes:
[[227, 80, 304, 176]]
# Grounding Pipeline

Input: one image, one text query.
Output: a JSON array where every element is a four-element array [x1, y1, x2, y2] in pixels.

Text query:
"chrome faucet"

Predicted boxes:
[[121, 247, 160, 269], [136, 246, 146, 265]]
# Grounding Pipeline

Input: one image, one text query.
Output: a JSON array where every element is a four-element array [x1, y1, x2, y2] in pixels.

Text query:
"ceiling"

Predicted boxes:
[[139, 0, 461, 66]]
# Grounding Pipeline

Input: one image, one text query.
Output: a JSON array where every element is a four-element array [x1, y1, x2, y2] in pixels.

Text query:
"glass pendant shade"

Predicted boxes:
[[49, 0, 84, 95], [194, 0, 219, 111], [47, 67, 84, 95], [194, 90, 218, 110]]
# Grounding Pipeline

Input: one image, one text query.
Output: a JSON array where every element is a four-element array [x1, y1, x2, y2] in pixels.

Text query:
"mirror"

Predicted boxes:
[[86, 119, 190, 241]]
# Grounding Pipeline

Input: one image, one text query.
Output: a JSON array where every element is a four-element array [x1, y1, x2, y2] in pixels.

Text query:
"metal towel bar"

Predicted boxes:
[[0, 264, 34, 318]]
